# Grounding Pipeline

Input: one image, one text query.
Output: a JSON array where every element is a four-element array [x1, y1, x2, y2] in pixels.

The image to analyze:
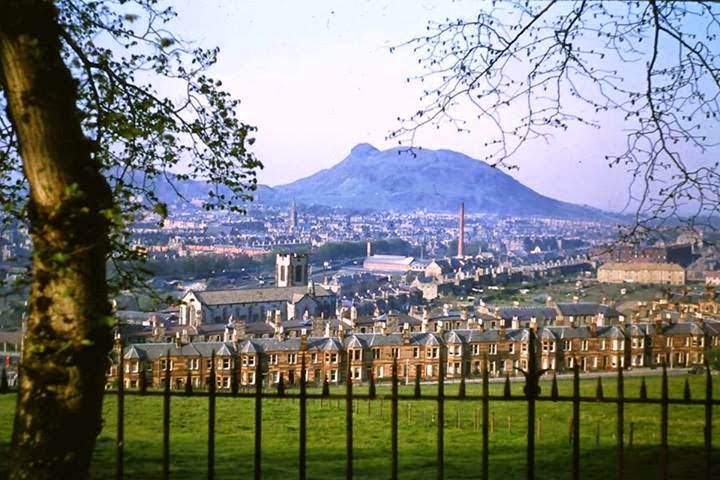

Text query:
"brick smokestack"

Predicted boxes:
[[458, 202, 465, 258]]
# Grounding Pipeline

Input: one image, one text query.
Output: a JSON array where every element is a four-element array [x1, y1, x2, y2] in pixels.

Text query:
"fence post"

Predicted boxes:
[[616, 365, 624, 480], [346, 358, 353, 480], [254, 356, 263, 480], [299, 353, 307, 480], [414, 364, 421, 398], [208, 350, 216, 480], [572, 360, 580, 480], [704, 360, 713, 480], [163, 350, 171, 480], [391, 357, 398, 480], [482, 356, 489, 480], [524, 329, 540, 480], [660, 363, 668, 480], [437, 343, 445, 480], [116, 338, 124, 480]]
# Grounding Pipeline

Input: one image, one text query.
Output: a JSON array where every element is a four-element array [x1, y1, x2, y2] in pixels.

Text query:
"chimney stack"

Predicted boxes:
[[458, 202, 465, 258]]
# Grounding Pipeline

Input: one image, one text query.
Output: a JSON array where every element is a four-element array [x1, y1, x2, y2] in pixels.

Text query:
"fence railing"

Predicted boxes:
[[1, 336, 717, 480]]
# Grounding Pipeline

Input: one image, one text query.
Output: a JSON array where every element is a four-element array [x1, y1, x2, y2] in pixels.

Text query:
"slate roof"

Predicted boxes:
[[496, 307, 556, 322], [188, 285, 333, 306], [557, 303, 621, 317], [122, 341, 237, 360]]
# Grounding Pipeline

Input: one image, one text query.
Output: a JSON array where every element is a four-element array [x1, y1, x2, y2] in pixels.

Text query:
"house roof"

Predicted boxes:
[[557, 303, 621, 317], [599, 262, 684, 272], [187, 285, 333, 306], [496, 307, 556, 322]]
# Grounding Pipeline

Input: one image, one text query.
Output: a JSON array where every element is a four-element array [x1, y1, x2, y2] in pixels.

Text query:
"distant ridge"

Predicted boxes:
[[146, 144, 612, 219]]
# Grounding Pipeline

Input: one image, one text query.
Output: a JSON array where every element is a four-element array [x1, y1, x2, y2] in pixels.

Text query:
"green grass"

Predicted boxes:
[[0, 374, 718, 479]]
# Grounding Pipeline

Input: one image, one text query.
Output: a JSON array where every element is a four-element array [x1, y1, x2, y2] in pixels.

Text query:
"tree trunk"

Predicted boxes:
[[0, 2, 114, 479]]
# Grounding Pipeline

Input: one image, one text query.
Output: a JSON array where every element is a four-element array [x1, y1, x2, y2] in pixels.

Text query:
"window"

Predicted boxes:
[[372, 348, 380, 360], [472, 344, 480, 355], [431, 347, 439, 358], [377, 366, 384, 378], [521, 343, 528, 353], [222, 377, 230, 388], [248, 355, 255, 366], [189, 358, 199, 370], [273, 372, 280, 383], [330, 369, 337, 382], [312, 353, 318, 363], [288, 353, 297, 364], [222, 358, 231, 370], [509, 344, 515, 354], [351, 349, 361, 361], [248, 372, 255, 385], [564, 340, 572, 351], [601, 340, 606, 351], [160, 359, 173, 371], [391, 348, 400, 359], [413, 347, 420, 358], [581, 340, 589, 351], [666, 337, 673, 347], [331, 353, 338, 364], [269, 354, 279, 365], [352, 367, 362, 379], [489, 344, 497, 355]]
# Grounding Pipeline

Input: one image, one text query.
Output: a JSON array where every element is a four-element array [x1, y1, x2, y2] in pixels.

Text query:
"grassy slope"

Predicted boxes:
[[0, 375, 718, 479]]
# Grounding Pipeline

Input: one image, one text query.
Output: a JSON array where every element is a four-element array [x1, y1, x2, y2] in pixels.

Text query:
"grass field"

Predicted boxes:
[[0, 374, 718, 479]]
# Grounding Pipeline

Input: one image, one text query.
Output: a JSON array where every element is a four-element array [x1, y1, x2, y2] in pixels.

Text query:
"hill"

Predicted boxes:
[[271, 143, 606, 218]]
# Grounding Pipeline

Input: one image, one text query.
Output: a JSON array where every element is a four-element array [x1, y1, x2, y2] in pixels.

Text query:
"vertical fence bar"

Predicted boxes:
[[208, 351, 216, 480], [705, 361, 713, 480], [572, 361, 580, 480], [346, 359, 353, 480], [414, 364, 422, 398], [254, 360, 262, 480], [616, 366, 624, 480], [116, 339, 124, 480], [660, 363, 668, 480], [437, 345, 445, 480], [391, 357, 398, 480], [163, 351, 171, 480], [526, 330, 537, 480], [482, 356, 489, 480], [299, 353, 307, 480]]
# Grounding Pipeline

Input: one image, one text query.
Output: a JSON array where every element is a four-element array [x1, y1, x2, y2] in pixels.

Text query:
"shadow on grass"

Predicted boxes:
[[1, 441, 718, 479]]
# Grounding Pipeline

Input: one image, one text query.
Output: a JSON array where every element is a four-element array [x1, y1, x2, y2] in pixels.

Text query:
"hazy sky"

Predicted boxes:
[[168, 0, 703, 211]]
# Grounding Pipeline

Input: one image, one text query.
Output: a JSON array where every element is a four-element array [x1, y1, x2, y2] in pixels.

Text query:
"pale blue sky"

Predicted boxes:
[[168, 0, 710, 212]]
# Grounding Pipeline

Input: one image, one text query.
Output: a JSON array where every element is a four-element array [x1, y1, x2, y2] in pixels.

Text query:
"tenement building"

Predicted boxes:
[[597, 262, 686, 286], [109, 316, 720, 390]]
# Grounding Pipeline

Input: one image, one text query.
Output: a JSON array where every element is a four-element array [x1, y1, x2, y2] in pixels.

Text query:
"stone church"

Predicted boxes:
[[179, 253, 336, 326]]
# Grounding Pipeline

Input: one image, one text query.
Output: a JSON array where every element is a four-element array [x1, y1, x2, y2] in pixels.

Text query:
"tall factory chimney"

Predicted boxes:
[[458, 202, 465, 258]]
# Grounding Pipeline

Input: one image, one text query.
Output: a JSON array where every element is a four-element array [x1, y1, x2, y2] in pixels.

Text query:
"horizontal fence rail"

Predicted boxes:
[[2, 332, 717, 480]]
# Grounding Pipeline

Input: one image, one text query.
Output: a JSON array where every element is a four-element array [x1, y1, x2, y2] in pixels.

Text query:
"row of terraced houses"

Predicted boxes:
[[109, 317, 720, 390]]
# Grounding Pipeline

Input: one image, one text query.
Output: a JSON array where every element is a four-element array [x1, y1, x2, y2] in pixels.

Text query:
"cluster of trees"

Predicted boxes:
[[313, 238, 419, 263], [145, 254, 257, 278]]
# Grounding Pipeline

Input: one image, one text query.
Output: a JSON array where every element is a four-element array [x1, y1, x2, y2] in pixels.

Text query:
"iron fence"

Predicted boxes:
[[1, 334, 717, 480]]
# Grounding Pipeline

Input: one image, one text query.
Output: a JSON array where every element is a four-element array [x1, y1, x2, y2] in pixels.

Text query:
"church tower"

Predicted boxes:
[[276, 252, 309, 287]]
